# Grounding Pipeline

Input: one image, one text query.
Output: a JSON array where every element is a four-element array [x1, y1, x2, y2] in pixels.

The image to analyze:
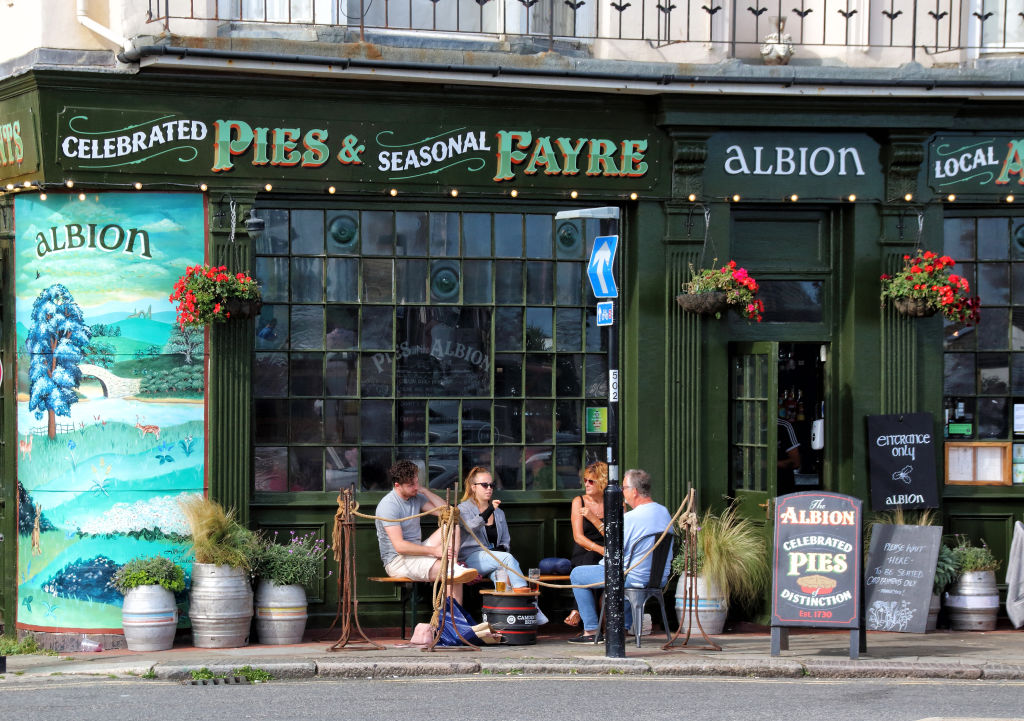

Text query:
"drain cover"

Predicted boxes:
[[185, 676, 250, 686]]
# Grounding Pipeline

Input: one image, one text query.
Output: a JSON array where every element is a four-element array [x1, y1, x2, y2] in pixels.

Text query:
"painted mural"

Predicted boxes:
[[14, 192, 205, 632]]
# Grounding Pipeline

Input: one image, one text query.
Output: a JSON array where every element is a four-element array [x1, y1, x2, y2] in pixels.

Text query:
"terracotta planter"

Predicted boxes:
[[676, 291, 729, 316], [893, 296, 938, 318]]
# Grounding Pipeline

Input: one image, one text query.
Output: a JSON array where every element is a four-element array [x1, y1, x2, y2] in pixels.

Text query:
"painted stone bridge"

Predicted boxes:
[[79, 363, 141, 398]]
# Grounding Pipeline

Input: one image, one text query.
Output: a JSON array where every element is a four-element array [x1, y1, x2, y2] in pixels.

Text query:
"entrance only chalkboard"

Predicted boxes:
[[866, 413, 939, 511], [864, 524, 942, 633]]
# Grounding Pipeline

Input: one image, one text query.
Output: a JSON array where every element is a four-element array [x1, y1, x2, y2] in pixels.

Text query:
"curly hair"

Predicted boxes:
[[583, 461, 608, 494]]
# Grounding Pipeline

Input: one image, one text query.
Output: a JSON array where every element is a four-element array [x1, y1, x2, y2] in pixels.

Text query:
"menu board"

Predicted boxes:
[[866, 413, 939, 510], [772, 492, 862, 629], [864, 524, 941, 633]]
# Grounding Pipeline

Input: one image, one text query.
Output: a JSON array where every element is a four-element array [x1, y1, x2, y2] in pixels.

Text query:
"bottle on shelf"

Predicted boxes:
[[796, 390, 805, 422]]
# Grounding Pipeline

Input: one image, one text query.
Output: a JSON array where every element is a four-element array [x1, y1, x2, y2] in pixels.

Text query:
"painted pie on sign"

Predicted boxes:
[[797, 574, 837, 595]]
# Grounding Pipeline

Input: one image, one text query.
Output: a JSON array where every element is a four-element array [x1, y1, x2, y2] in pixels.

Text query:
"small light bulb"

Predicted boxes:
[[570, 190, 578, 199], [904, 193, 913, 202], [4, 183, 12, 191], [39, 193, 47, 201], [629, 192, 638, 201], [78, 193, 86, 201], [264, 183, 273, 192], [328, 186, 336, 194], [947, 194, 956, 202], [1008, 194, 1016, 203], [848, 194, 857, 202], [199, 183, 208, 192], [389, 188, 398, 197], [510, 189, 518, 198], [450, 189, 459, 197], [65, 180, 74, 188], [732, 194, 741, 202], [789, 194, 798, 202], [134, 182, 143, 190], [23, 181, 32, 188], [688, 194, 696, 202]]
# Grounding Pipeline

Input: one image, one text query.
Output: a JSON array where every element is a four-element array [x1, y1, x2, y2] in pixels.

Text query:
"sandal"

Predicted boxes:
[[564, 609, 581, 626]]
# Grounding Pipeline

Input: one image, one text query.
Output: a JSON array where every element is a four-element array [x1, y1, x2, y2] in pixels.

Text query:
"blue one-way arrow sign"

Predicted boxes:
[[587, 235, 618, 298]]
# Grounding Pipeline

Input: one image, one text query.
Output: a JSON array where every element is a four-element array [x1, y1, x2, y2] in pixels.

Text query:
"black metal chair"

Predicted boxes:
[[596, 532, 674, 648]]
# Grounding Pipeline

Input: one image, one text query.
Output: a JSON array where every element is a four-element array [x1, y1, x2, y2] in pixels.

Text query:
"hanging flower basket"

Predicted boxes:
[[170, 265, 263, 328], [676, 291, 730, 315], [678, 260, 763, 322], [892, 296, 938, 318], [880, 250, 980, 324]]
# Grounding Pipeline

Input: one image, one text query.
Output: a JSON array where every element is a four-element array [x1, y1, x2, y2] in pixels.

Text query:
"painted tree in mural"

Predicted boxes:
[[167, 323, 203, 365], [27, 284, 91, 439]]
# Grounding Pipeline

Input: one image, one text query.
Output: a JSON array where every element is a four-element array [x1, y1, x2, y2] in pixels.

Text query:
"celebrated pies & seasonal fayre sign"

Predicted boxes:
[[771, 492, 862, 629]]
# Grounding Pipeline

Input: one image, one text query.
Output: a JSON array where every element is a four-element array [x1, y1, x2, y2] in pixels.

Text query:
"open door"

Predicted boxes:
[[730, 342, 779, 524]]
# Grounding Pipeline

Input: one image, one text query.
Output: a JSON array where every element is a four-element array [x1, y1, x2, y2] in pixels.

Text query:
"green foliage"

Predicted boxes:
[[179, 496, 256, 569], [672, 503, 768, 607], [0, 634, 57, 655], [139, 366, 205, 396], [252, 530, 329, 587], [234, 666, 273, 683], [933, 544, 958, 594], [142, 668, 157, 680], [190, 667, 217, 680], [950, 534, 1001, 574], [110, 556, 186, 593]]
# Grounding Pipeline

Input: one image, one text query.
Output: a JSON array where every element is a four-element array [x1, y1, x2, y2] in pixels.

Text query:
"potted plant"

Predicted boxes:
[[945, 534, 1002, 631], [930, 543, 957, 631], [169, 264, 262, 329], [179, 495, 258, 648], [879, 249, 980, 323], [676, 260, 764, 322], [672, 504, 768, 635], [252, 530, 330, 645], [110, 555, 186, 651]]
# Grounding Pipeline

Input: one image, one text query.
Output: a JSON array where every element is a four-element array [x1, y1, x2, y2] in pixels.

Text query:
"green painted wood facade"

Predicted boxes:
[[2, 69, 1024, 632]]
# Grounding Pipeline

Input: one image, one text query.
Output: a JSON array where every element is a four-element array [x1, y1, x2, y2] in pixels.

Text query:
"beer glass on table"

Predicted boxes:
[[528, 568, 540, 592], [495, 569, 508, 593]]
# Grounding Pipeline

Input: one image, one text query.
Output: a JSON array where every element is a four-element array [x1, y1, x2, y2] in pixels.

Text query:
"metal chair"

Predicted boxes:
[[597, 532, 674, 648]]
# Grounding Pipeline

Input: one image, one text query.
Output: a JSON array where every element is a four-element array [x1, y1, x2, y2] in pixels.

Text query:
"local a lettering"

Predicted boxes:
[[933, 146, 998, 180], [36, 223, 151, 259]]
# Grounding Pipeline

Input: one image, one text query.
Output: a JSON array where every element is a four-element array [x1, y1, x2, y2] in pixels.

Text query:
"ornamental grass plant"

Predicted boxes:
[[672, 503, 768, 608], [879, 250, 980, 324], [179, 495, 257, 570], [682, 260, 764, 321], [252, 530, 330, 587], [170, 264, 261, 328], [949, 534, 1001, 575]]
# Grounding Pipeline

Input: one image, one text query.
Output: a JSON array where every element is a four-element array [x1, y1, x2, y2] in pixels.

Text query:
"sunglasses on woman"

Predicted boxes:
[[474, 482, 494, 489]]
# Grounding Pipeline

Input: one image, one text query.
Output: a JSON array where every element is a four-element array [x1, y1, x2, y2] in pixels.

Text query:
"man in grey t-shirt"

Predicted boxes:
[[375, 460, 478, 602]]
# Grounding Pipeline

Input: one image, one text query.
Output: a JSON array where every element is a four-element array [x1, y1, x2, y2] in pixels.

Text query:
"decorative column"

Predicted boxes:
[[207, 193, 257, 526]]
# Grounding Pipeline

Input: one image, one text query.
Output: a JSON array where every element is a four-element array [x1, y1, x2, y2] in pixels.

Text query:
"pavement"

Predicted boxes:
[[4, 625, 1024, 683]]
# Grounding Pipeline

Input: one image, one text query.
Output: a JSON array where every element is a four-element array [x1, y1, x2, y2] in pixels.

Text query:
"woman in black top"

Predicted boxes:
[[565, 461, 607, 625]]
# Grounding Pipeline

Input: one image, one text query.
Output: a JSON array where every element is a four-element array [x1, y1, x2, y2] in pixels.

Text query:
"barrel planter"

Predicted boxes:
[[255, 579, 308, 645], [121, 584, 178, 651], [481, 592, 538, 645], [945, 571, 1000, 631], [675, 574, 727, 636], [189, 563, 253, 648]]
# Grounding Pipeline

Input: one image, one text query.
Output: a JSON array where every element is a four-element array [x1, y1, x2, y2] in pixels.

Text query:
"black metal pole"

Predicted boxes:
[[602, 217, 624, 659]]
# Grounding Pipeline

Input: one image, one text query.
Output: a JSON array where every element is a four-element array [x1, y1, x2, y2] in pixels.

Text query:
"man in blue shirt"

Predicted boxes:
[[567, 468, 673, 643]]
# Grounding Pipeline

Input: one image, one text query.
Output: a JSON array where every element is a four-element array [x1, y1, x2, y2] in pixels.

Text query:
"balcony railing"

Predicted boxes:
[[147, 0, 1024, 60]]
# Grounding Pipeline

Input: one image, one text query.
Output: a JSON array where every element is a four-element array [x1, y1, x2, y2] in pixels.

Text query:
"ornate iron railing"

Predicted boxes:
[[146, 0, 1024, 58]]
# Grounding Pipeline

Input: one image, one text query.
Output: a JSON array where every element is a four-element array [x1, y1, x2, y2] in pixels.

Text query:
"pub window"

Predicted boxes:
[[252, 204, 609, 494], [942, 214, 1024, 441]]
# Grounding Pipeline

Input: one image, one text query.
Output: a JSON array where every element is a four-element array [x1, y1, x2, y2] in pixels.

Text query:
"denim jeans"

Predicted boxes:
[[461, 549, 527, 588], [569, 564, 638, 633]]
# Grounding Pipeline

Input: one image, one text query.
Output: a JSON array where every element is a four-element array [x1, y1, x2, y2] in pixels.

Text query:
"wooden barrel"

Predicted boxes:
[[481, 592, 538, 645]]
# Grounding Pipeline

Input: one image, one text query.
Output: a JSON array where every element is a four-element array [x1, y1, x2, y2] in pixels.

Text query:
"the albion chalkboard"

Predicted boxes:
[[866, 413, 939, 511], [772, 492, 862, 629], [864, 524, 942, 633]]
